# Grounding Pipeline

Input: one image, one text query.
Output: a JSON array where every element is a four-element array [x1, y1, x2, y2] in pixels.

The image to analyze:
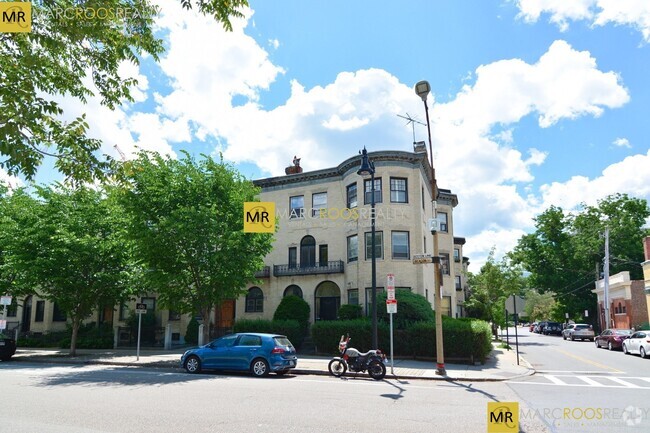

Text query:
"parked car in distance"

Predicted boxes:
[[529, 322, 537, 332], [543, 322, 563, 336], [563, 323, 595, 341], [622, 331, 650, 358], [0, 333, 17, 361], [536, 321, 548, 334], [595, 329, 632, 350], [180, 333, 298, 377]]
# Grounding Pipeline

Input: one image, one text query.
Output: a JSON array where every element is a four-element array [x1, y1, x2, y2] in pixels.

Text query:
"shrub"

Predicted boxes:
[[233, 319, 305, 348], [185, 317, 199, 345], [58, 322, 114, 349], [338, 304, 363, 320], [273, 295, 310, 330], [377, 289, 434, 329], [311, 319, 390, 354]]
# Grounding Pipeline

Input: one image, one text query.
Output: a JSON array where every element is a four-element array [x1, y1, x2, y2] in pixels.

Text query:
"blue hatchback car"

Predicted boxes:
[[180, 333, 298, 377]]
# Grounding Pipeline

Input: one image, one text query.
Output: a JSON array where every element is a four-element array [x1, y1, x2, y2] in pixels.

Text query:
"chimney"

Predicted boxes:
[[644, 236, 650, 261], [413, 141, 427, 154]]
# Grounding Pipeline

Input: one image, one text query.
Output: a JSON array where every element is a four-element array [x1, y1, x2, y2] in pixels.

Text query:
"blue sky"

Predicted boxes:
[[4, 0, 650, 270]]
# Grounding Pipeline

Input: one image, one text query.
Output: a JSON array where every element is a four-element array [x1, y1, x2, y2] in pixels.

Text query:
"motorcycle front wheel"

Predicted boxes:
[[368, 360, 386, 380], [328, 359, 347, 377]]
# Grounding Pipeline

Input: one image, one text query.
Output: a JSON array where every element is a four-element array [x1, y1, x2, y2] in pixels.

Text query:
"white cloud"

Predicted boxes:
[[613, 137, 631, 148], [0, 168, 23, 190], [517, 0, 650, 42]]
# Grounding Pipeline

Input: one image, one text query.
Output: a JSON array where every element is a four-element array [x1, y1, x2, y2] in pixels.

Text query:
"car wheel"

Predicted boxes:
[[608, 342, 613, 351], [251, 358, 270, 377], [623, 343, 629, 355], [595, 340, 600, 348], [184, 355, 201, 374], [328, 359, 347, 377], [368, 360, 386, 380], [641, 347, 647, 359]]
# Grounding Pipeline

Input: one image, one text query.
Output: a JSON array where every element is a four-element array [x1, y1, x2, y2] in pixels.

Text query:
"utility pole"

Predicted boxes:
[[604, 226, 610, 329]]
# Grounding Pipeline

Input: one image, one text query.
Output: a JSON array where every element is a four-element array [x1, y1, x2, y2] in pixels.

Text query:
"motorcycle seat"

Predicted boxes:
[[356, 350, 377, 357]]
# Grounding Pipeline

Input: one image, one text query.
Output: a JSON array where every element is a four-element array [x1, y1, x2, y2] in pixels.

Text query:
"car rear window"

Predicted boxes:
[[614, 330, 631, 335], [575, 325, 590, 330], [274, 337, 293, 347]]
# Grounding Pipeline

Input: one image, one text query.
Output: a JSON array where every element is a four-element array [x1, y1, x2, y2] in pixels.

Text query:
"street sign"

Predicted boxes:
[[505, 296, 525, 313], [0, 296, 12, 306], [387, 274, 395, 300], [135, 303, 148, 314], [412, 254, 433, 264], [386, 299, 397, 314]]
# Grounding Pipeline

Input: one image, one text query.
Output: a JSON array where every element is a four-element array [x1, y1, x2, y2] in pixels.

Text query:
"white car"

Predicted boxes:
[[562, 323, 595, 341], [622, 331, 650, 358]]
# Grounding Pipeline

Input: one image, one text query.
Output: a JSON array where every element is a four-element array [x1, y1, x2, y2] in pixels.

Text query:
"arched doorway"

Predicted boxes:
[[315, 281, 340, 321], [300, 236, 316, 268], [283, 285, 303, 298]]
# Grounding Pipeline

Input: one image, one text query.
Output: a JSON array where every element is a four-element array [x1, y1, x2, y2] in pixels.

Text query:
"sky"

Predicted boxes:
[[3, 0, 650, 272]]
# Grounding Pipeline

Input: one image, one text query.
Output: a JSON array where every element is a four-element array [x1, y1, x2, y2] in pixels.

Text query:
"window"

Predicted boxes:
[[347, 235, 358, 262], [169, 310, 181, 321], [346, 183, 358, 208], [440, 253, 450, 275], [53, 303, 66, 322], [245, 287, 264, 313], [348, 289, 359, 305], [284, 285, 303, 298], [364, 178, 382, 204], [215, 334, 237, 348], [390, 177, 408, 203], [319, 244, 328, 266], [239, 335, 262, 346], [391, 231, 410, 259], [288, 247, 297, 268], [300, 235, 316, 267], [438, 212, 448, 232], [422, 186, 425, 209], [365, 287, 383, 317], [119, 303, 129, 321], [455, 275, 462, 290], [289, 195, 304, 219], [364, 231, 383, 260], [6, 298, 17, 317], [141, 297, 156, 312], [35, 300, 45, 322], [454, 248, 461, 262], [424, 237, 427, 254], [312, 192, 327, 217], [441, 296, 452, 317]]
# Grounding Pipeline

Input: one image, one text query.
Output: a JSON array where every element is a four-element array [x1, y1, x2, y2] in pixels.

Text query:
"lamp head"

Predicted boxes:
[[357, 147, 375, 176], [415, 80, 431, 102]]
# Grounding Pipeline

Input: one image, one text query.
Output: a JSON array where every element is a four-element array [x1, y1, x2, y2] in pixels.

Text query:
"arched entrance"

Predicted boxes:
[[315, 281, 340, 321]]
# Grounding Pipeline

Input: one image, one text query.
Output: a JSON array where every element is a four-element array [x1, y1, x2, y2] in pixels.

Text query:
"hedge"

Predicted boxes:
[[311, 316, 493, 363], [273, 295, 310, 330], [233, 319, 305, 348]]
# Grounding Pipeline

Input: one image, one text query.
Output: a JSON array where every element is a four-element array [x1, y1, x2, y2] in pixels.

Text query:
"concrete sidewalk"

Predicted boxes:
[[8, 342, 534, 382]]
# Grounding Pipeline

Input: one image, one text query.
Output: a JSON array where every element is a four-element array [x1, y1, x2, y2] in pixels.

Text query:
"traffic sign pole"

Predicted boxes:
[[137, 312, 142, 361], [386, 274, 396, 374]]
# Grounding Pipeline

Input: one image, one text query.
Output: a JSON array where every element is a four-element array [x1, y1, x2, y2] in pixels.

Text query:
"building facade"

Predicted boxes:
[[592, 271, 649, 330], [236, 149, 466, 324]]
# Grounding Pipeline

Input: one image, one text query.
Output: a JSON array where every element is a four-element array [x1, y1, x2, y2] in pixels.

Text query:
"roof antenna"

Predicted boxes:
[[397, 113, 426, 144]]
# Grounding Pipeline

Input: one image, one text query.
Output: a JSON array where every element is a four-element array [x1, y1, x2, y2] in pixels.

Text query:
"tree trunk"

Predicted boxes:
[[201, 307, 212, 344], [70, 318, 80, 357]]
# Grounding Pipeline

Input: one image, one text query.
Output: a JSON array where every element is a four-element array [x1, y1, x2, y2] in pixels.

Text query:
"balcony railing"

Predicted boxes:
[[274, 260, 344, 277], [254, 266, 271, 278]]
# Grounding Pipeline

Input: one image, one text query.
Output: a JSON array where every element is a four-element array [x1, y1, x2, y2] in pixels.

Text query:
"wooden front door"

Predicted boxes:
[[216, 300, 235, 329]]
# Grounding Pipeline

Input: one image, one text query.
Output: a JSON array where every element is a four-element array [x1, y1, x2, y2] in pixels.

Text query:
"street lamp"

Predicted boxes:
[[415, 80, 446, 376], [358, 147, 378, 349]]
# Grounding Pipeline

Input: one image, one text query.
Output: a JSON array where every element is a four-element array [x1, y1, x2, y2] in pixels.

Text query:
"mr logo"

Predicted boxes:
[[0, 2, 31, 33], [487, 402, 519, 433], [243, 202, 275, 233]]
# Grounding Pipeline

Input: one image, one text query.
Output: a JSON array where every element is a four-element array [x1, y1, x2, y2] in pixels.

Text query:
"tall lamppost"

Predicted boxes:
[[358, 147, 378, 349], [415, 80, 446, 376]]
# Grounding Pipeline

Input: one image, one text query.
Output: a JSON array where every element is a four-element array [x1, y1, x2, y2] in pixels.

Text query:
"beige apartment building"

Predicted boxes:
[[3, 148, 469, 343], [236, 148, 467, 324]]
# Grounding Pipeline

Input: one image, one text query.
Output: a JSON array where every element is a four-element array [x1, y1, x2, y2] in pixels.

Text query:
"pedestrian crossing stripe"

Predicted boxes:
[[509, 375, 650, 389]]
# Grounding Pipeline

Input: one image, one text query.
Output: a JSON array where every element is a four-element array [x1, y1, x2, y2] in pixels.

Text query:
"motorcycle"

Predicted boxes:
[[328, 335, 386, 380]]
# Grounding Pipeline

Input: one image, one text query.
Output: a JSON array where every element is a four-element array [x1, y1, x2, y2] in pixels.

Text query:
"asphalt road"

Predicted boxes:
[[0, 362, 549, 433], [502, 327, 650, 433]]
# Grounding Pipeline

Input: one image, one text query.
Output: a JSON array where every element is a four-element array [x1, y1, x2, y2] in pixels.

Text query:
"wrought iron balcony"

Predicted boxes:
[[254, 266, 271, 278], [273, 260, 344, 277]]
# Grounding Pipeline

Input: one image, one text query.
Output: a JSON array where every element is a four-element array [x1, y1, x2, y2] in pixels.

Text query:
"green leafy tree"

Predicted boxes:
[[0, 0, 248, 183], [3, 185, 136, 356], [464, 249, 526, 336], [116, 151, 274, 343], [523, 289, 557, 322]]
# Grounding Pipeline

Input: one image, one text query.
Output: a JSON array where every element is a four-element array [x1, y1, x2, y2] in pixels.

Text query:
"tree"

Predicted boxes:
[[0, 0, 248, 183], [523, 289, 557, 323], [464, 249, 526, 337], [3, 185, 136, 356], [116, 151, 274, 343]]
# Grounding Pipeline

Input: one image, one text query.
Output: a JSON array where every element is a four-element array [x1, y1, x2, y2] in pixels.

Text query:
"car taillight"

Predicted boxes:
[[271, 347, 285, 354]]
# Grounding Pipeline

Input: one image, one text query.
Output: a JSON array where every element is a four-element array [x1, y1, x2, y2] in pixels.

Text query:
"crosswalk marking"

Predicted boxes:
[[605, 376, 641, 388], [544, 375, 567, 385], [576, 376, 601, 386], [509, 374, 650, 389]]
